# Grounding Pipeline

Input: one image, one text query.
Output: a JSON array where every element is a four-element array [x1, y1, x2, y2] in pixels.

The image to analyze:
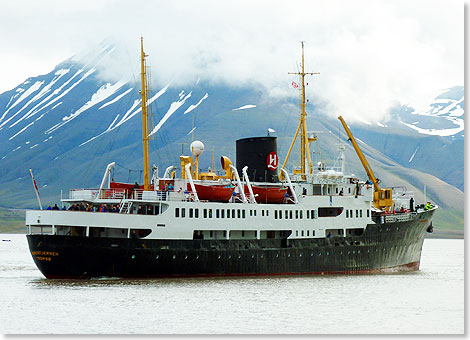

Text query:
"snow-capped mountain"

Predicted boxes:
[[0, 43, 463, 231]]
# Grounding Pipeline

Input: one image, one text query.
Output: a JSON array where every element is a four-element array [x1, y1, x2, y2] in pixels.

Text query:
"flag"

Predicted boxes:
[[291, 81, 299, 89], [29, 169, 40, 196]]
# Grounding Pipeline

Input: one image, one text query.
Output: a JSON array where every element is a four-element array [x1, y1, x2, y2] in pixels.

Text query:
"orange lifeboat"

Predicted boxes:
[[187, 183, 235, 202], [244, 185, 288, 204]]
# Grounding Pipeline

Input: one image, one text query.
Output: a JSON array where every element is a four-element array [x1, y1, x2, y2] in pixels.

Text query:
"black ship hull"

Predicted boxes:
[[27, 210, 435, 279]]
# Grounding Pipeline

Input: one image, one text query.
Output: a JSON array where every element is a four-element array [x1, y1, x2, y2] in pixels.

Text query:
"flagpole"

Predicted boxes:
[[29, 169, 43, 210]]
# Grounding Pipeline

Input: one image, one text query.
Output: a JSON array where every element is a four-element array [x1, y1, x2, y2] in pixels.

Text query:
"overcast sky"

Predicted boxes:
[[0, 0, 464, 121]]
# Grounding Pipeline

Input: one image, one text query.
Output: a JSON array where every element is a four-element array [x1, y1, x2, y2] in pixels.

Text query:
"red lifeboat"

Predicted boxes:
[[187, 183, 235, 202], [244, 185, 288, 204]]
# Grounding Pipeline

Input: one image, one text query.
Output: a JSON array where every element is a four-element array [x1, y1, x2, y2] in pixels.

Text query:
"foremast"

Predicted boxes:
[[140, 37, 150, 190], [281, 42, 319, 180]]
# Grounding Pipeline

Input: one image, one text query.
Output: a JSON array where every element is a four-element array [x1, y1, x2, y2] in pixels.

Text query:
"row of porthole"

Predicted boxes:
[[131, 246, 405, 260]]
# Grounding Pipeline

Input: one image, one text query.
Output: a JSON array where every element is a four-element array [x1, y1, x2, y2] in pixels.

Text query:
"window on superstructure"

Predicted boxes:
[[232, 209, 236, 218], [336, 187, 338, 194], [189, 208, 193, 218], [195, 209, 199, 218], [312, 230, 315, 236], [346, 210, 349, 218], [250, 210, 253, 217], [301, 230, 304, 237], [266, 210, 269, 217], [262, 210, 265, 217], [227, 209, 230, 218], [285, 210, 288, 219], [367, 209, 370, 218], [237, 209, 241, 218], [307, 230, 309, 236], [242, 210, 245, 218], [221, 209, 225, 218], [348, 188, 351, 194], [356, 210, 358, 218], [295, 210, 299, 219], [175, 208, 180, 217], [279, 210, 282, 219], [181, 208, 186, 218], [289, 211, 293, 219], [360, 210, 362, 218], [350, 209, 353, 217], [209, 209, 213, 218], [275, 210, 278, 219], [216, 209, 220, 218], [307, 210, 310, 219], [300, 211, 303, 219], [296, 230, 299, 237], [311, 210, 315, 219], [203, 209, 207, 218]]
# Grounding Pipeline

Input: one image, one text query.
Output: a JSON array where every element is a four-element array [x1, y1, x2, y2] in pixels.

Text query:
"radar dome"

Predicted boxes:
[[190, 141, 205, 156]]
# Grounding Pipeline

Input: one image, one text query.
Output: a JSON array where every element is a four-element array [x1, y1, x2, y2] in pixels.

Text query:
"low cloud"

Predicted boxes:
[[0, 0, 463, 123]]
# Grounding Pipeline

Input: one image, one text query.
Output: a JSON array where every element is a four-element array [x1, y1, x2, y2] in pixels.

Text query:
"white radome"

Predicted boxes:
[[190, 140, 205, 156]]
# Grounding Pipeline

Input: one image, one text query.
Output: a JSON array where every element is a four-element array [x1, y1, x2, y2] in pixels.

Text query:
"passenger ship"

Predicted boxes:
[[26, 40, 437, 279]]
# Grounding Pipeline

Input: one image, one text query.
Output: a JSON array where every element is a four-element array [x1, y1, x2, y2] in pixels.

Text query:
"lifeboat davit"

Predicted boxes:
[[244, 185, 288, 204], [187, 183, 235, 202]]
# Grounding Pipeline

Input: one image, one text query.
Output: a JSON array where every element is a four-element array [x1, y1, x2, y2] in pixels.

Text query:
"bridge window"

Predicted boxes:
[[175, 208, 180, 217], [318, 207, 344, 217]]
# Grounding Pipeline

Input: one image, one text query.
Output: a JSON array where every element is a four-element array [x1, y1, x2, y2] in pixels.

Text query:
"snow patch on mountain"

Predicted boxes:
[[9, 121, 34, 141], [150, 91, 192, 136], [99, 88, 133, 110], [79, 84, 170, 146], [401, 120, 464, 137], [184, 93, 208, 114], [6, 69, 70, 129], [408, 145, 419, 163], [0, 81, 43, 125], [46, 80, 126, 134], [232, 104, 256, 111]]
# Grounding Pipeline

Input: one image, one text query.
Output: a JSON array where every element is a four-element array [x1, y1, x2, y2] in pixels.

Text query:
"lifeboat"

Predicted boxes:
[[187, 183, 235, 202], [244, 185, 288, 204], [109, 181, 154, 198]]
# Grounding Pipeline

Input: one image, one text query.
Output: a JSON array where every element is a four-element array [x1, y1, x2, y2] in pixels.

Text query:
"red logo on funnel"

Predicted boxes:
[[267, 152, 278, 170]]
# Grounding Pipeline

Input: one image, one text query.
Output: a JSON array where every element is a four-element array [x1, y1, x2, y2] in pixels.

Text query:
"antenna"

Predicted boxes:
[[281, 41, 320, 179]]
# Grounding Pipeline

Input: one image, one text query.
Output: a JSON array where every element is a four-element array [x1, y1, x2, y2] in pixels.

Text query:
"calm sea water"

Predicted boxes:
[[0, 234, 464, 334]]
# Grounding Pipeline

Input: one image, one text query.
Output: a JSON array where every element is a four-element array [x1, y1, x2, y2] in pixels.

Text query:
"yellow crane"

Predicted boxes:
[[338, 116, 393, 211]]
